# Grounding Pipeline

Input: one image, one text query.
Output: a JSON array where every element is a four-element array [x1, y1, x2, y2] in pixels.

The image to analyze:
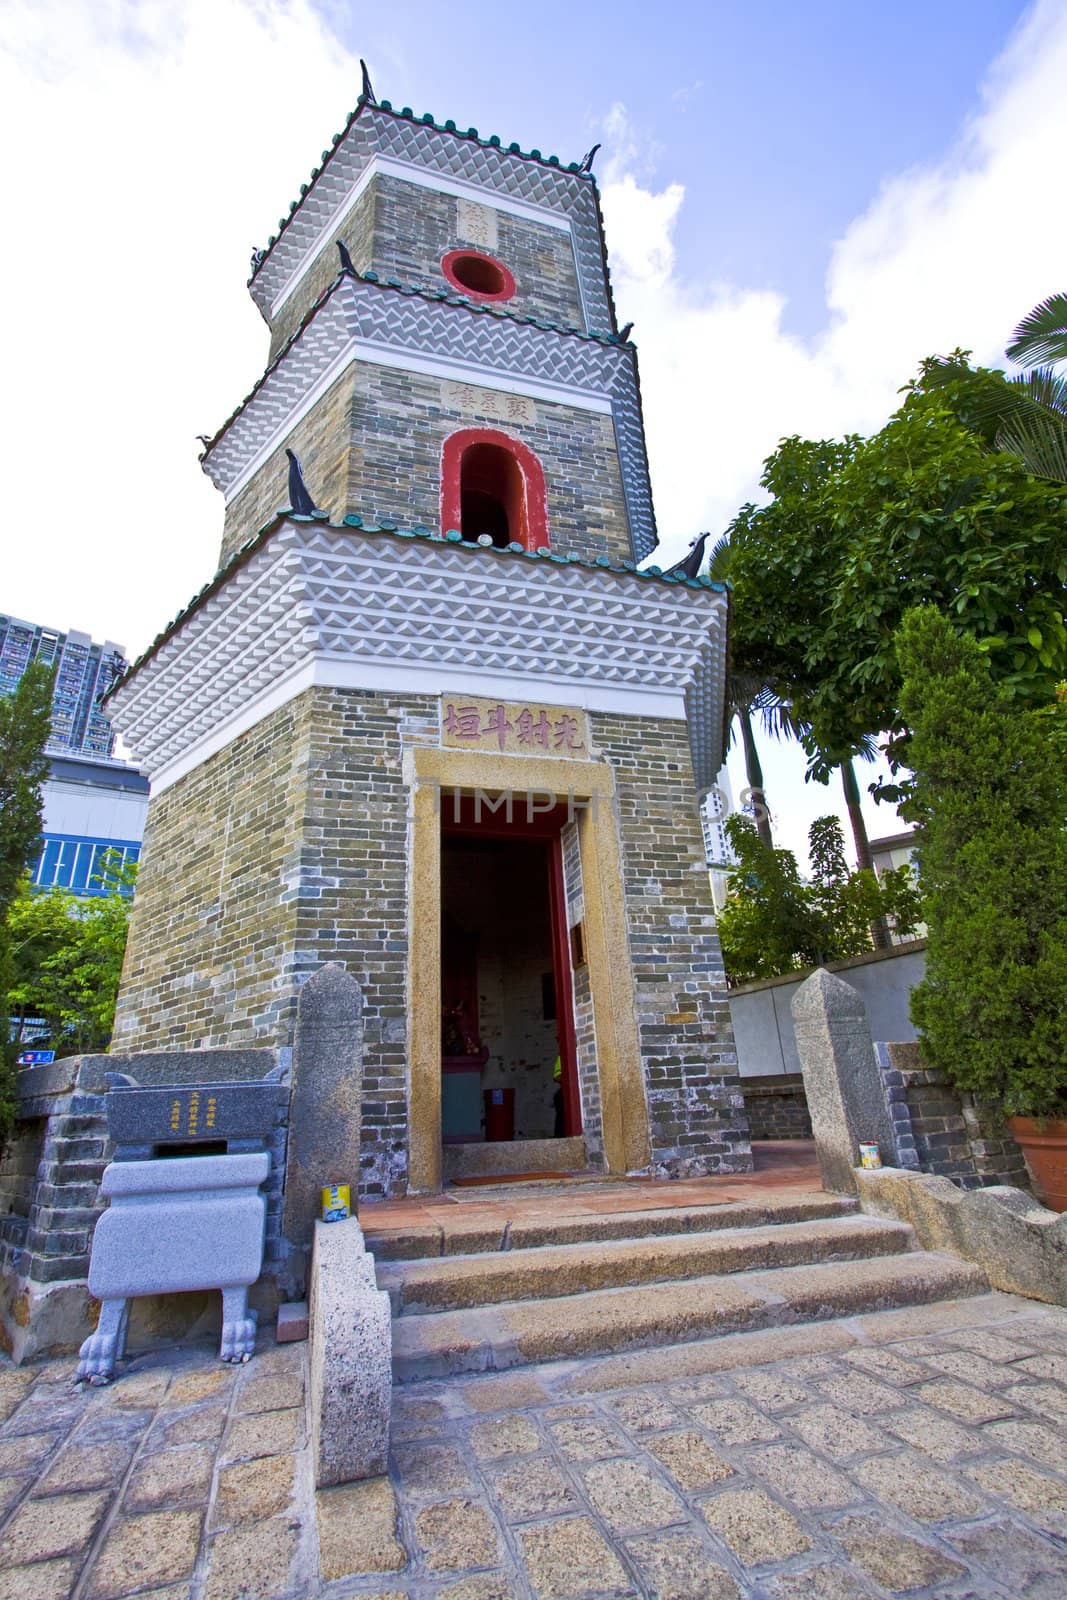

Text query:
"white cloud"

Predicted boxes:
[[600, 0, 1067, 558]]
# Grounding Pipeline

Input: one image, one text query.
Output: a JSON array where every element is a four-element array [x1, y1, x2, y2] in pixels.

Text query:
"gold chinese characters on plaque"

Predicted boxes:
[[441, 696, 591, 758]]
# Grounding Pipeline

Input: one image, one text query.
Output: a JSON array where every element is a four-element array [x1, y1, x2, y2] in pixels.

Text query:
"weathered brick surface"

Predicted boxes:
[[742, 1076, 813, 1141], [268, 184, 376, 359], [220, 366, 356, 566], [220, 362, 634, 570], [590, 711, 752, 1179], [112, 692, 748, 1194], [266, 174, 585, 364], [875, 1043, 1028, 1189]]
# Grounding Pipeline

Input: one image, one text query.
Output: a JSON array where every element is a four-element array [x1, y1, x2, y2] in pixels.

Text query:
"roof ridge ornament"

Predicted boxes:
[[360, 59, 377, 105], [337, 239, 356, 275], [285, 449, 325, 517], [579, 143, 601, 174], [665, 531, 710, 580]]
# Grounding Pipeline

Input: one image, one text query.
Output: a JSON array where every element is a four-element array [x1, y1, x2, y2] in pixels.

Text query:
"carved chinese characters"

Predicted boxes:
[[440, 696, 591, 758]]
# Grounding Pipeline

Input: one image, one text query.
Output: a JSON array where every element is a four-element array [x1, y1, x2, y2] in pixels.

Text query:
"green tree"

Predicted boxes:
[[716, 814, 921, 987], [726, 383, 1067, 785], [897, 606, 1067, 1117], [0, 660, 54, 1137], [7, 852, 135, 1057]]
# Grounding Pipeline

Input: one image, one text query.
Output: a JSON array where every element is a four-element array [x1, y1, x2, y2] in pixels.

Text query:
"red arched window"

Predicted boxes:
[[440, 428, 550, 551]]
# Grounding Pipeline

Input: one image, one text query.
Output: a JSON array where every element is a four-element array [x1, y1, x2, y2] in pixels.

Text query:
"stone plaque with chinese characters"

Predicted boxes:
[[441, 696, 591, 759], [456, 198, 499, 249], [441, 380, 536, 427]]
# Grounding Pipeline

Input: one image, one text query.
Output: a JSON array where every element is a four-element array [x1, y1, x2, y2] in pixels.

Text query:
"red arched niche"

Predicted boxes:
[[441, 428, 550, 551]]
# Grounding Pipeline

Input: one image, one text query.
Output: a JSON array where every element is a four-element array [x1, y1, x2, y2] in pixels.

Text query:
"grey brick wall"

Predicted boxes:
[[875, 1042, 1029, 1189], [591, 710, 752, 1179], [742, 1075, 813, 1141]]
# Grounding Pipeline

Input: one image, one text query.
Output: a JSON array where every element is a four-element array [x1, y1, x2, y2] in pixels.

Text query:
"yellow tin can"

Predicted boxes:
[[321, 1184, 351, 1222]]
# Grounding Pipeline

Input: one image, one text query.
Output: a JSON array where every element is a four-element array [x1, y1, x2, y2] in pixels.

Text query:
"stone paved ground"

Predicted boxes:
[[2, 1291, 1066, 1599]]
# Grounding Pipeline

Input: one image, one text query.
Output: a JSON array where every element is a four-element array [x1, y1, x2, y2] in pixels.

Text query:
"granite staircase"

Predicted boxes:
[[365, 1192, 988, 1383]]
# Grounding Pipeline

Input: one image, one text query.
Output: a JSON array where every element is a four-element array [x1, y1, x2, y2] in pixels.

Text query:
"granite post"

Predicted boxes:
[[282, 964, 364, 1292], [791, 968, 897, 1194], [309, 1217, 391, 1486]]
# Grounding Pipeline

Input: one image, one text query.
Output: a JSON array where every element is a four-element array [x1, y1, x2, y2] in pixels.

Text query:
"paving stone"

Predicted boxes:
[[967, 1459, 1067, 1533], [644, 1430, 734, 1490], [232, 1371, 304, 1413], [3, 1487, 111, 1563], [37, 1438, 135, 1494], [562, 1322, 853, 1394], [839, 1348, 930, 1385], [943, 1328, 1038, 1362], [415, 1497, 501, 1571], [912, 1379, 1017, 1424], [205, 1515, 302, 1598], [920, 1350, 1022, 1388], [853, 1451, 987, 1522], [3, 1557, 80, 1600], [811, 1371, 905, 1414], [729, 1369, 808, 1410], [624, 1531, 740, 1599], [774, 1354, 846, 1382], [604, 1393, 679, 1432], [395, 1441, 474, 1494], [517, 1516, 631, 1598], [101, 1371, 172, 1408], [124, 1444, 215, 1511], [152, 1401, 228, 1447], [491, 1456, 580, 1521], [699, 1486, 812, 1564], [222, 1405, 302, 1461], [85, 1508, 203, 1597], [459, 1373, 552, 1412], [212, 1451, 297, 1525], [393, 1396, 450, 1438], [0, 1429, 61, 1476], [766, 1564, 877, 1599], [688, 1399, 780, 1444], [437, 1577, 521, 1600], [317, 1477, 407, 1578], [1015, 1352, 1067, 1384], [883, 1406, 983, 1462], [788, 1404, 887, 1460], [828, 1514, 967, 1592], [948, 1519, 1067, 1599], [581, 1457, 687, 1532], [983, 1419, 1067, 1472], [468, 1415, 542, 1460], [166, 1366, 235, 1406], [548, 1418, 628, 1460], [745, 1444, 857, 1510], [0, 1473, 26, 1515], [542, 1405, 596, 1421], [1002, 1381, 1067, 1421], [4, 1393, 85, 1436], [0, 1370, 36, 1419]]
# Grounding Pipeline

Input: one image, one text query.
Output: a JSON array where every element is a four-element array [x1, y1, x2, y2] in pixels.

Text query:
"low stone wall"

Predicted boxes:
[[875, 1043, 1028, 1190], [741, 1075, 812, 1141]]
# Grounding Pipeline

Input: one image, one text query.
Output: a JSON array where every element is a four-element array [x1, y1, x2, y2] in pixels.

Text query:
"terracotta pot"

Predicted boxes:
[[1007, 1116, 1067, 1212]]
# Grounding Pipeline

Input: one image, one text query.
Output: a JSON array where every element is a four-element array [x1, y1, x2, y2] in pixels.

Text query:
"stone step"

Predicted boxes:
[[364, 1191, 857, 1261], [390, 1249, 987, 1381], [379, 1214, 913, 1315]]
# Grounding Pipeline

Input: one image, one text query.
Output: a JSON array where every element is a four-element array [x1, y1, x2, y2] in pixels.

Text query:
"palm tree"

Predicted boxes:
[[995, 292, 1067, 484]]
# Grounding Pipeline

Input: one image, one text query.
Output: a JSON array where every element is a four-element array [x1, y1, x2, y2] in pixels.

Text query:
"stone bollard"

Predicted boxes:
[[791, 968, 898, 1194], [309, 1217, 391, 1485], [282, 963, 364, 1291]]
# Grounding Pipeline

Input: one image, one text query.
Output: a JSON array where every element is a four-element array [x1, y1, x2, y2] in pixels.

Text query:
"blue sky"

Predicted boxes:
[[1, 0, 1064, 861]]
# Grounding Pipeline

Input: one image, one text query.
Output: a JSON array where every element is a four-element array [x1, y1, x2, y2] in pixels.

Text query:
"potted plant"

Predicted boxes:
[[895, 608, 1067, 1209]]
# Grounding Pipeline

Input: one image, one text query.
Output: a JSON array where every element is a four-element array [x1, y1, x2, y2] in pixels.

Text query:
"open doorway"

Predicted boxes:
[[440, 804, 580, 1157]]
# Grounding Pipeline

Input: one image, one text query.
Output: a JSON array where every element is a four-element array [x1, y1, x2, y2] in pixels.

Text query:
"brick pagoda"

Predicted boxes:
[[106, 85, 752, 1197]]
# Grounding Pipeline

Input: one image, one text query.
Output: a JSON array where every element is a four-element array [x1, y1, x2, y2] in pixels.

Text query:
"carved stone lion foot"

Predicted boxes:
[[76, 1298, 129, 1385], [219, 1287, 258, 1363]]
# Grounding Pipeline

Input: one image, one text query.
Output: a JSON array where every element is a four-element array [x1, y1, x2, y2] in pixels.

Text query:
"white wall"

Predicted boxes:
[[729, 942, 927, 1078]]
